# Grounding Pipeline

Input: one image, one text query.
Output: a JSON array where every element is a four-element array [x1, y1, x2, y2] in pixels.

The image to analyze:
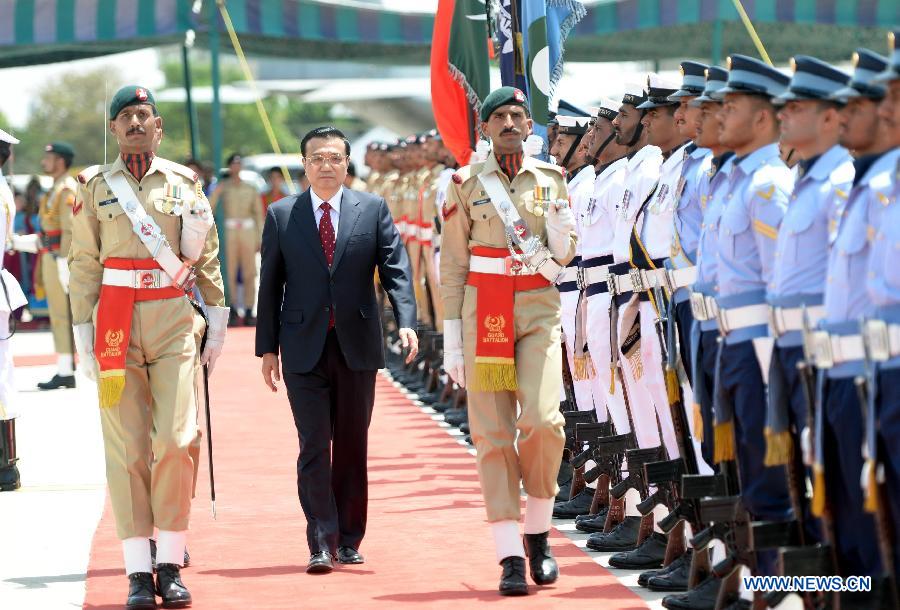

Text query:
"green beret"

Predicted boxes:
[[480, 86, 529, 122], [44, 141, 74, 162], [109, 85, 157, 119]]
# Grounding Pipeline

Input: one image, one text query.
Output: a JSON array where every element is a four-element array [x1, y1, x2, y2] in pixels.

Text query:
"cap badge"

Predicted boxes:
[[513, 89, 525, 102], [136, 88, 148, 101]]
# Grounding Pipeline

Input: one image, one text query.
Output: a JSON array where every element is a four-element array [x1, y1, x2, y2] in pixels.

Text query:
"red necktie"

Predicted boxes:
[[319, 202, 336, 328]]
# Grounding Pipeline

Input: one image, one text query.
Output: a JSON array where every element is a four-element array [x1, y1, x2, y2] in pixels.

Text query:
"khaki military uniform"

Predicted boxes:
[[38, 176, 77, 355], [405, 167, 433, 326], [209, 179, 262, 311], [440, 153, 576, 522], [69, 156, 225, 539], [419, 164, 445, 330]]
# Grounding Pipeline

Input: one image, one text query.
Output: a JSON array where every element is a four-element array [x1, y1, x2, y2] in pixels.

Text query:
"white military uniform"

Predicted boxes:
[[0, 167, 28, 420]]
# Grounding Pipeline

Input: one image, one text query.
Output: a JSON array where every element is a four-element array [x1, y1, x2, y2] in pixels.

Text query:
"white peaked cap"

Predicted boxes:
[[556, 115, 591, 128], [0, 128, 20, 145], [647, 72, 680, 90], [623, 82, 646, 97]]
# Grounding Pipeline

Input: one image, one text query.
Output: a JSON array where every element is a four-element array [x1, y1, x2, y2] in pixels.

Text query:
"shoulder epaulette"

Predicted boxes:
[[156, 158, 199, 182], [77, 165, 104, 185], [452, 164, 477, 185]]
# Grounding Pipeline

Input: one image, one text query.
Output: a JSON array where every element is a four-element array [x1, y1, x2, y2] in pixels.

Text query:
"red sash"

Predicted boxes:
[[466, 246, 551, 391], [96, 258, 184, 408]]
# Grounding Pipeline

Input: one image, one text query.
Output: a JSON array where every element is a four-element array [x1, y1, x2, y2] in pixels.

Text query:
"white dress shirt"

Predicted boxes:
[[311, 185, 344, 234]]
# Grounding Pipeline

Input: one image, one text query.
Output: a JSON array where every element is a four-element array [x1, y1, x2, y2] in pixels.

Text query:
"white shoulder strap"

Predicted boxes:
[[103, 169, 194, 289]]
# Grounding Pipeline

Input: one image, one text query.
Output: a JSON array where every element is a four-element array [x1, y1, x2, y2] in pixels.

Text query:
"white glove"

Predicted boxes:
[[11, 233, 39, 254], [472, 139, 491, 163], [201, 306, 229, 375], [801, 426, 813, 466], [443, 319, 466, 388], [56, 256, 70, 294], [180, 196, 214, 262], [524, 134, 544, 158], [546, 200, 576, 259], [73, 323, 97, 382]]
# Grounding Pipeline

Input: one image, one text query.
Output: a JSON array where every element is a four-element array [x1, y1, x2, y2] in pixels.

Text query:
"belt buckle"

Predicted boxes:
[[576, 266, 585, 290], [768, 306, 782, 339], [715, 307, 728, 335], [863, 319, 890, 362], [606, 273, 618, 296], [504, 256, 525, 276], [629, 268, 644, 293], [134, 269, 160, 290], [811, 331, 834, 369], [690, 292, 708, 320]]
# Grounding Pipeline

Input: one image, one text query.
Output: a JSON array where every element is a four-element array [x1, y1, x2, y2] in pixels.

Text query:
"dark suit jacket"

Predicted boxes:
[[255, 188, 416, 373]]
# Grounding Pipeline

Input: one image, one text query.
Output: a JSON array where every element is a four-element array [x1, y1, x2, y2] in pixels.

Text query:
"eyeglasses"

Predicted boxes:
[[304, 153, 347, 167]]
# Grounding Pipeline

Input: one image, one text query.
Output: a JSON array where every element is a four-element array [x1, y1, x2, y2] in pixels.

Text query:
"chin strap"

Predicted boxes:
[[587, 132, 616, 167], [625, 109, 647, 149], [560, 132, 585, 169]]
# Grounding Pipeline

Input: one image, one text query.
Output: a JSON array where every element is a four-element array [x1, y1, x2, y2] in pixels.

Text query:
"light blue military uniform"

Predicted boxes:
[[813, 41, 900, 578], [712, 58, 793, 569]]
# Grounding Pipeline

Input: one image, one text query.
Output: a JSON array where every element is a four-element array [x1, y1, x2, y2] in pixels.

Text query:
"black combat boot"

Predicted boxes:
[[37, 374, 75, 390], [126, 572, 156, 610], [608, 531, 668, 569], [156, 563, 191, 608], [574, 506, 609, 533], [639, 548, 691, 589], [498, 556, 528, 596], [0, 418, 20, 492], [662, 574, 722, 609], [646, 548, 691, 591], [523, 532, 559, 585], [585, 515, 641, 551], [243, 313, 256, 327], [553, 487, 594, 519]]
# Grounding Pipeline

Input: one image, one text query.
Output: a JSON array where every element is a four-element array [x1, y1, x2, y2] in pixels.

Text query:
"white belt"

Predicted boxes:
[[225, 218, 255, 230], [583, 266, 612, 287], [559, 266, 579, 284], [667, 266, 697, 290], [862, 320, 900, 362], [768, 305, 825, 338], [419, 227, 434, 241], [715, 303, 769, 334], [469, 252, 563, 282], [690, 291, 719, 321], [102, 268, 173, 289], [809, 332, 865, 369], [609, 268, 669, 296]]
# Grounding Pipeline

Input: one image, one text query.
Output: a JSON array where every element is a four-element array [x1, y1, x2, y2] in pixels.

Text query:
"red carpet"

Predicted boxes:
[[83, 328, 647, 609]]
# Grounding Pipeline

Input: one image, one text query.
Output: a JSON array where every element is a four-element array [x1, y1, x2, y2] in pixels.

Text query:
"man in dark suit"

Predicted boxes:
[[256, 126, 418, 574]]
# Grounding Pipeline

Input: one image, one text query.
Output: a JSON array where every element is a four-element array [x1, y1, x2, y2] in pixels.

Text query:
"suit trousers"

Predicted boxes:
[[225, 226, 258, 311], [285, 330, 376, 554], [461, 284, 566, 522], [40, 251, 73, 355]]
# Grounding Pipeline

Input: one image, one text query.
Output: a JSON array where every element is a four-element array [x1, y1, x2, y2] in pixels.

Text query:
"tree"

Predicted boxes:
[[15, 67, 124, 173]]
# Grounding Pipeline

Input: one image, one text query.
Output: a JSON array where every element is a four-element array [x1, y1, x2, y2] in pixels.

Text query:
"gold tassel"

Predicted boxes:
[[98, 372, 126, 408], [812, 465, 826, 517], [573, 353, 596, 381], [713, 420, 736, 463], [692, 403, 704, 442], [610, 364, 616, 394], [763, 427, 793, 467], [665, 367, 680, 405], [474, 361, 518, 392], [864, 459, 879, 514]]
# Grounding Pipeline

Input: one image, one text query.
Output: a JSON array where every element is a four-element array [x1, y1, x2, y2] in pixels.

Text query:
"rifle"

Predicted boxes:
[[562, 410, 596, 500], [855, 322, 899, 608], [571, 421, 615, 514], [637, 458, 687, 565], [610, 445, 666, 544], [560, 334, 578, 412], [588, 432, 636, 532]]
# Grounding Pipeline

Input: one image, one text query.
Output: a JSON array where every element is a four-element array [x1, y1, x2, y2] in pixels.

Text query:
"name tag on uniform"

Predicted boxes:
[[473, 198, 491, 206], [99, 198, 119, 207]]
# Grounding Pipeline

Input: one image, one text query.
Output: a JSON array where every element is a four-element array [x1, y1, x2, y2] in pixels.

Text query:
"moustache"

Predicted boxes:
[[500, 128, 521, 135], [127, 127, 146, 135]]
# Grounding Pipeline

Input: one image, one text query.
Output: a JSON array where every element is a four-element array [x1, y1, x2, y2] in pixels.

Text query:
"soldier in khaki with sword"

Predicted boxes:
[[68, 85, 228, 610], [440, 86, 577, 596]]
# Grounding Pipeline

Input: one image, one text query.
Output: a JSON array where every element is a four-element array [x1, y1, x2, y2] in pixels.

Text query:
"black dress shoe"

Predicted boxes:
[[306, 551, 334, 574], [647, 550, 690, 592], [459, 422, 470, 434], [498, 556, 528, 596], [556, 461, 573, 502], [155, 564, 191, 609], [444, 409, 468, 427], [553, 487, 595, 519], [609, 532, 667, 569], [337, 546, 365, 564], [639, 549, 690, 588], [227, 311, 240, 327], [37, 374, 75, 390], [662, 575, 722, 610], [243, 314, 256, 327], [523, 532, 559, 585], [150, 540, 191, 570], [574, 507, 609, 533], [0, 465, 20, 492], [585, 515, 641, 551], [126, 572, 157, 610]]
